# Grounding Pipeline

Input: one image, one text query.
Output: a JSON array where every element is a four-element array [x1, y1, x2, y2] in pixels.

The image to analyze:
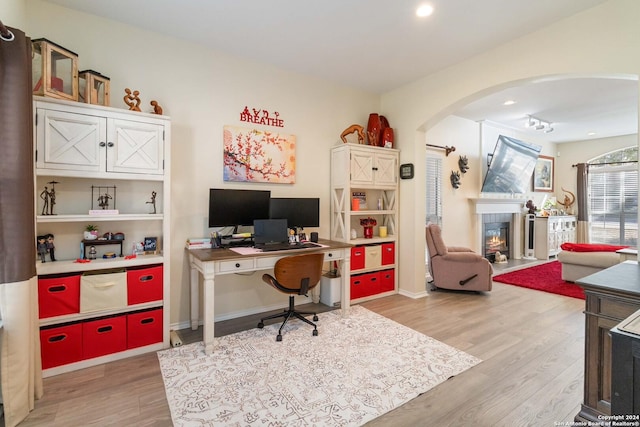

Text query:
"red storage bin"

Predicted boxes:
[[127, 308, 163, 349], [40, 323, 83, 369], [350, 272, 380, 300], [82, 315, 127, 359], [351, 247, 365, 270], [381, 243, 395, 266], [38, 274, 81, 318], [379, 269, 395, 292], [127, 264, 163, 305]]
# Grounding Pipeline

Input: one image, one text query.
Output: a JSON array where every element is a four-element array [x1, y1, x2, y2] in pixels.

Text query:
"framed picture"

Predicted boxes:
[[533, 155, 554, 192], [143, 236, 158, 254]]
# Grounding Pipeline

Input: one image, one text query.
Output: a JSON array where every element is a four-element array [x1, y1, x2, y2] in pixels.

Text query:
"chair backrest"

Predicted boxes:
[[425, 224, 448, 257], [273, 252, 325, 294]]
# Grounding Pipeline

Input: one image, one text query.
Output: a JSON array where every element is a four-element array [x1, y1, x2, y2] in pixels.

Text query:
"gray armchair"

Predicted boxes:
[[425, 224, 493, 292]]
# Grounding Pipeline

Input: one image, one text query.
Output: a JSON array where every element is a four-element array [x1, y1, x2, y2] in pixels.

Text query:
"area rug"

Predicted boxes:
[[493, 260, 585, 299], [157, 305, 481, 426]]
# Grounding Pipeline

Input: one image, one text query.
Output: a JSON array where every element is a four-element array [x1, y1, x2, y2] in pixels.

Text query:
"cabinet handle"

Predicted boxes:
[[107, 142, 114, 147], [372, 167, 379, 171], [235, 263, 240, 268], [327, 253, 333, 258], [99, 141, 106, 147]]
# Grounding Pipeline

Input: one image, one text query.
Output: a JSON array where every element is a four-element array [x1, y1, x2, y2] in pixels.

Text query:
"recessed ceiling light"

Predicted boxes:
[[503, 100, 516, 106], [416, 4, 434, 17]]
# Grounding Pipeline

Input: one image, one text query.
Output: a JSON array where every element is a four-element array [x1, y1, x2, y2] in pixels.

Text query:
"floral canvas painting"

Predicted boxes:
[[223, 125, 296, 183]]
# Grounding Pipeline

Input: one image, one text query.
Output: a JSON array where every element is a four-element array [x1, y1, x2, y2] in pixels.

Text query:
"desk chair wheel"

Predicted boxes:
[[313, 329, 318, 336], [276, 334, 282, 342], [257, 322, 264, 329], [313, 315, 318, 321]]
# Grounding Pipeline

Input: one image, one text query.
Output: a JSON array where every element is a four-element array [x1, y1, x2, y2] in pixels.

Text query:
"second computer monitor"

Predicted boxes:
[[269, 197, 319, 229]]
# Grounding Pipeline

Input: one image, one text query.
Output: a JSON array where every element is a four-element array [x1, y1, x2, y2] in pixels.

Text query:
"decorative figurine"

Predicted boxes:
[[97, 193, 113, 209], [340, 124, 366, 144], [123, 88, 141, 111], [458, 155, 470, 174], [146, 190, 157, 214], [526, 200, 537, 215], [40, 186, 50, 215], [557, 187, 576, 214], [88, 245, 97, 260], [450, 170, 461, 189], [150, 100, 163, 115], [45, 233, 56, 261], [37, 236, 48, 263]]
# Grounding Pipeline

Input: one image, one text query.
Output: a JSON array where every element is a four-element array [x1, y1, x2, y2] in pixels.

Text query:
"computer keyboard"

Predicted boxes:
[[258, 242, 320, 252]]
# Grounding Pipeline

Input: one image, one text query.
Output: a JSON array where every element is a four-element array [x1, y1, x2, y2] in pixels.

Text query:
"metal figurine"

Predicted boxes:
[[450, 170, 461, 189], [458, 155, 470, 174], [146, 190, 157, 214]]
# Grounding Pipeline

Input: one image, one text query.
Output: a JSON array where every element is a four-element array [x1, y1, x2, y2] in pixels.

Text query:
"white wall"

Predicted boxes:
[[16, 0, 380, 325], [383, 0, 640, 297]]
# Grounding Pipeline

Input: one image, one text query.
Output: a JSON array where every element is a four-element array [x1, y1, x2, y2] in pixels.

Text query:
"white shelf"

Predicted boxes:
[[36, 168, 165, 181], [39, 301, 163, 327], [37, 213, 164, 223], [36, 254, 164, 275], [349, 236, 396, 245]]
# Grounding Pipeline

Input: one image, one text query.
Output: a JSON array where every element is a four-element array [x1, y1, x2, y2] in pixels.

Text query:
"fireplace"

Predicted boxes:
[[484, 221, 509, 261], [471, 198, 525, 261]]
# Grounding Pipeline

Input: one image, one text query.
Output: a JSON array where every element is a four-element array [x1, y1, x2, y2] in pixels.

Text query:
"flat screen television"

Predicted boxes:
[[481, 135, 542, 194], [208, 188, 271, 229], [269, 197, 320, 229]]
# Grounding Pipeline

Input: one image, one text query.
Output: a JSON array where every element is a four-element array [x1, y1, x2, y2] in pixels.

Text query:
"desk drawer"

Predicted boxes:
[[597, 296, 639, 320], [255, 256, 279, 270], [323, 250, 343, 262], [218, 259, 255, 273]]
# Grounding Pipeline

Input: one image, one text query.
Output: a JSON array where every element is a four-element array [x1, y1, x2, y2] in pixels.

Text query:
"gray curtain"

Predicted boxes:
[[0, 25, 43, 427], [575, 163, 590, 243]]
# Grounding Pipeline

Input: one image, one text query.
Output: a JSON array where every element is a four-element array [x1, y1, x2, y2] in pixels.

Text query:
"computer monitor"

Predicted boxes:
[[208, 188, 271, 230], [269, 197, 320, 229]]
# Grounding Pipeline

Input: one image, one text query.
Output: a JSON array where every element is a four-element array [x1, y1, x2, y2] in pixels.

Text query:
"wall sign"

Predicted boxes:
[[400, 163, 414, 179], [240, 106, 284, 128]]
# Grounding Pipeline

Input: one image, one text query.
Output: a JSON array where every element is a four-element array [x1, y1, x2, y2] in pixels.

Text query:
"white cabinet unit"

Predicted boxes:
[[534, 215, 576, 259], [33, 97, 171, 377], [330, 143, 399, 302]]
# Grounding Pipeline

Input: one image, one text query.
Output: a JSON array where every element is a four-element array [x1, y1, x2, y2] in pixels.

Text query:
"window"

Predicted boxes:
[[426, 155, 442, 226], [588, 147, 638, 246]]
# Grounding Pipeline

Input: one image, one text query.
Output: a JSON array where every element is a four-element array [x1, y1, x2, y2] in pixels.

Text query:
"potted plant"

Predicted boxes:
[[84, 224, 99, 240]]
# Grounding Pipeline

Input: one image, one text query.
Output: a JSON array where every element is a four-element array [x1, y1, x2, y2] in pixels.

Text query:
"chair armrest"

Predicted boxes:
[[441, 252, 487, 263], [447, 246, 473, 253]]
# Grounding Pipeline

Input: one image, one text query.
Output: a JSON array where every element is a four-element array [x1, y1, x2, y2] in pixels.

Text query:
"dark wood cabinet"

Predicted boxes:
[[611, 309, 640, 416], [576, 262, 640, 424]]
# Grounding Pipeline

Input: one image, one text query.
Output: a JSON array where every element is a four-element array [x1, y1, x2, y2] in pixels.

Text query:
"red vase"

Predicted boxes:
[[363, 226, 373, 239], [381, 127, 394, 148], [367, 113, 382, 146]]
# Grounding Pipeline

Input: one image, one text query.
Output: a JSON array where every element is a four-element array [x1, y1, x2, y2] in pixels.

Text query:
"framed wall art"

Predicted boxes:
[[533, 155, 554, 192]]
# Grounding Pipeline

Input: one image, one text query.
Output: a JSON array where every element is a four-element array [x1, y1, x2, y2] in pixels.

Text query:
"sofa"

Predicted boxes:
[[557, 243, 628, 282]]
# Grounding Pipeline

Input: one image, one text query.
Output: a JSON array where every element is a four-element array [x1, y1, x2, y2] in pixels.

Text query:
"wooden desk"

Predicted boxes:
[[576, 261, 640, 424], [188, 239, 352, 354]]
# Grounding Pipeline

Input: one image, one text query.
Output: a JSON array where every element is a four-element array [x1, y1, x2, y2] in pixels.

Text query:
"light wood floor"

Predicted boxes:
[[19, 281, 585, 426]]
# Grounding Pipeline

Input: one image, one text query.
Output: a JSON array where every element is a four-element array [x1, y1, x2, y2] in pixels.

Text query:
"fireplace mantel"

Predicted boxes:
[[470, 198, 526, 214]]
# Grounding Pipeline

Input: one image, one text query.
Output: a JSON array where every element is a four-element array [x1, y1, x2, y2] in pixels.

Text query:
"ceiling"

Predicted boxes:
[[43, 0, 637, 143]]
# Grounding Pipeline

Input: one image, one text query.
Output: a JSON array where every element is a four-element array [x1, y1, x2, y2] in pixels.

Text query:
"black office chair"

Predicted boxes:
[[257, 252, 324, 341]]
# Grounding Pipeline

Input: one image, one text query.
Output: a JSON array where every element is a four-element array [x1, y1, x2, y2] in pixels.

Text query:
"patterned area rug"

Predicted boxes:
[[158, 305, 481, 426]]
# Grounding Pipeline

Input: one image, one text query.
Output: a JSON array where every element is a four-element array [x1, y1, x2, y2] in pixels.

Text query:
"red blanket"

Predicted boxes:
[[560, 242, 629, 252]]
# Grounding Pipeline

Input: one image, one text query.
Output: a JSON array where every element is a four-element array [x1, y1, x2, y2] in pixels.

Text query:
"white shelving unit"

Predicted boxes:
[[534, 215, 577, 259], [33, 97, 171, 377], [330, 143, 399, 302]]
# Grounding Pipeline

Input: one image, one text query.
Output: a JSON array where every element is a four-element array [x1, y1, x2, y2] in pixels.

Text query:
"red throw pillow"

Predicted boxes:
[[560, 242, 629, 252]]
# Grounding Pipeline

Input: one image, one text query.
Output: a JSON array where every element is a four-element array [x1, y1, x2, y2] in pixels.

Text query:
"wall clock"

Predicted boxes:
[[400, 163, 414, 179]]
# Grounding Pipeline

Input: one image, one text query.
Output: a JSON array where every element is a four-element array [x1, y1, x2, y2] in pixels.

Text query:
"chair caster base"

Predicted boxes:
[[312, 329, 318, 336], [276, 334, 282, 342], [257, 322, 264, 329], [313, 315, 318, 321]]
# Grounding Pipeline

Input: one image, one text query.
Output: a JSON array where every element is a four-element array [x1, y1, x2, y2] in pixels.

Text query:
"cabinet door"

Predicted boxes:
[[374, 153, 397, 186], [36, 109, 105, 172], [350, 151, 374, 185], [107, 119, 165, 175]]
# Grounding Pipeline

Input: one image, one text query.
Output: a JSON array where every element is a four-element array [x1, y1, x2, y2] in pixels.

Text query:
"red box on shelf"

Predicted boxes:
[[127, 308, 163, 349], [351, 247, 365, 270], [379, 269, 395, 292], [38, 274, 81, 319], [40, 323, 83, 369], [381, 242, 395, 265], [127, 264, 163, 305], [82, 315, 127, 359], [350, 272, 380, 300]]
